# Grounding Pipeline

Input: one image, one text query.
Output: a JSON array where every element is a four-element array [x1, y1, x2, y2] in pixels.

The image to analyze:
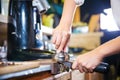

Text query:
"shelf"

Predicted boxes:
[[0, 14, 53, 35]]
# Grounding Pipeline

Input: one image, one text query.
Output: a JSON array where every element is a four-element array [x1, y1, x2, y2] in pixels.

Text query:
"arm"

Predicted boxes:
[[59, 0, 77, 28], [52, 0, 77, 52], [72, 36, 120, 73]]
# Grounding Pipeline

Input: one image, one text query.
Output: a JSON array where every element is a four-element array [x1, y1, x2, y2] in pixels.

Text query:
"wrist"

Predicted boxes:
[[59, 21, 72, 30], [91, 48, 105, 60]]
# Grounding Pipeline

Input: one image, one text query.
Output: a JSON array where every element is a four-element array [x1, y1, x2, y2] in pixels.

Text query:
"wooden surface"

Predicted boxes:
[[85, 73, 103, 80], [68, 32, 103, 50], [8, 71, 52, 80], [0, 59, 73, 80], [0, 59, 84, 80], [0, 59, 55, 75], [88, 14, 100, 32], [72, 70, 85, 80], [8, 71, 71, 80]]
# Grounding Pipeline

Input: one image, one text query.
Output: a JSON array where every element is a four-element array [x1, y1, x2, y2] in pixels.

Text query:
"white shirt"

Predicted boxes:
[[111, 0, 120, 28], [74, 0, 120, 28], [74, 0, 85, 6]]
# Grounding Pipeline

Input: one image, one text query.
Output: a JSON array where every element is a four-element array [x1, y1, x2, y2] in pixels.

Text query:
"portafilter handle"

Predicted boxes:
[[94, 62, 109, 73], [61, 61, 110, 73], [54, 51, 110, 73]]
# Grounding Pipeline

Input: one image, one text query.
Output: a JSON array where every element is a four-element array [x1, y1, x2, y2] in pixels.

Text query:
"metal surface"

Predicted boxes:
[[33, 0, 50, 14], [54, 51, 70, 62], [52, 51, 73, 74]]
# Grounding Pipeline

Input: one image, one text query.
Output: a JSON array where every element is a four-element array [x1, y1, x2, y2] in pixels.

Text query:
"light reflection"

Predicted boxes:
[[21, 9, 25, 26]]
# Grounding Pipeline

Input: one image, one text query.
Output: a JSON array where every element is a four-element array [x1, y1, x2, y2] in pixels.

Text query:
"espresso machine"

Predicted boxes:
[[7, 0, 53, 61]]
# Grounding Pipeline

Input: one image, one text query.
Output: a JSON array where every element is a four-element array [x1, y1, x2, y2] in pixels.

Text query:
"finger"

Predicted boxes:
[[63, 37, 70, 52], [52, 29, 55, 34], [89, 66, 95, 73], [55, 34, 62, 49], [86, 65, 95, 73], [82, 63, 90, 73], [78, 65, 84, 73], [58, 33, 70, 52], [57, 36, 67, 52], [82, 66, 89, 73], [72, 60, 78, 69], [89, 69, 94, 73], [52, 33, 57, 44], [75, 66, 79, 70]]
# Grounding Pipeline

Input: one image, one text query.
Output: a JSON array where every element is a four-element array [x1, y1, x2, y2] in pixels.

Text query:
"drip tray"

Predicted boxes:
[[8, 49, 56, 61]]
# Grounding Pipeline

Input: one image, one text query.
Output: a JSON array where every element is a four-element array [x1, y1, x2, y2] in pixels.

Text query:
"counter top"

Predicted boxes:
[[0, 59, 55, 79], [0, 65, 51, 80]]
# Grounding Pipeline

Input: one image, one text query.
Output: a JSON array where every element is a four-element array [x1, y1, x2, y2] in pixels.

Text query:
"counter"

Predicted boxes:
[[0, 59, 72, 80], [0, 65, 51, 80]]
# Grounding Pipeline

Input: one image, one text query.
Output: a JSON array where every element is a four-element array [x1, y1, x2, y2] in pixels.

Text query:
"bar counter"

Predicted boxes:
[[0, 59, 71, 80]]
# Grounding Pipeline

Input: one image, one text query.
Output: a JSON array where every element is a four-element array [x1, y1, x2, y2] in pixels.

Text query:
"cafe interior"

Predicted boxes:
[[0, 0, 120, 80]]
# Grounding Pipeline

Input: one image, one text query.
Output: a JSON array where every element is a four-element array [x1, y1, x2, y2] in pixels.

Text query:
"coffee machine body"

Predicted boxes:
[[7, 0, 36, 59], [9, 0, 35, 48], [7, 0, 52, 61]]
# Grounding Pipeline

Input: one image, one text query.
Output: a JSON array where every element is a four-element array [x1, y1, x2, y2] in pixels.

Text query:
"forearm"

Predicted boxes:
[[59, 0, 77, 29], [94, 36, 120, 58]]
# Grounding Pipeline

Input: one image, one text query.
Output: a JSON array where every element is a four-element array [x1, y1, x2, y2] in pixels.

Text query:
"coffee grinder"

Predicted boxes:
[[7, 0, 52, 61]]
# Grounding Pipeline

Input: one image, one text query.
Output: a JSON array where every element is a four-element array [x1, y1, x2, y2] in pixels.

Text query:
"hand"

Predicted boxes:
[[52, 24, 71, 52], [72, 51, 103, 73]]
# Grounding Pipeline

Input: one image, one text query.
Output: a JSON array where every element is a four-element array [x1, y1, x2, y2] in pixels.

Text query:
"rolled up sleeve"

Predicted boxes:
[[74, 0, 85, 6]]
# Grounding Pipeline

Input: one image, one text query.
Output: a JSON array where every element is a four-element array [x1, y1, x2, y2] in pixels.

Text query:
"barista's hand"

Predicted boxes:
[[72, 50, 103, 73], [52, 24, 71, 52]]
